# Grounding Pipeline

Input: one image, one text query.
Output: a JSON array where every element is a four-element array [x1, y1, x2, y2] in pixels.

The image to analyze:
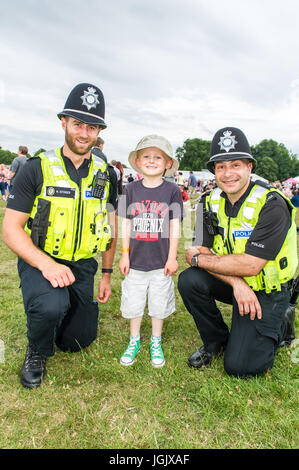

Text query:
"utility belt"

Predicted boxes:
[[281, 280, 293, 289], [266, 281, 291, 293], [258, 279, 294, 294]]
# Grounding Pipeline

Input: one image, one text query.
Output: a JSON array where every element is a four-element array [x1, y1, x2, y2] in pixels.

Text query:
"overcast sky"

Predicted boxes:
[[1, 0, 299, 166]]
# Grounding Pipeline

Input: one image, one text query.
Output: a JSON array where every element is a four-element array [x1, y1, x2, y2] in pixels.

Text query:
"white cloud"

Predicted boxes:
[[1, 0, 299, 164], [0, 80, 5, 104], [102, 81, 299, 166]]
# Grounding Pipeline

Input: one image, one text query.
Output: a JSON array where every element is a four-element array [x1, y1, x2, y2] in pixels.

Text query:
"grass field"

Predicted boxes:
[[0, 198, 298, 450]]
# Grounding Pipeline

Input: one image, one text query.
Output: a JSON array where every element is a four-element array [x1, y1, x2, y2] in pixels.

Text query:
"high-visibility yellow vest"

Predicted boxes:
[[205, 183, 297, 293], [25, 148, 111, 261]]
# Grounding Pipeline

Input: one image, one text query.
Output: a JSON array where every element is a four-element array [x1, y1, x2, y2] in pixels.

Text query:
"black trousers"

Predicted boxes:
[[178, 267, 290, 377], [18, 257, 99, 357]]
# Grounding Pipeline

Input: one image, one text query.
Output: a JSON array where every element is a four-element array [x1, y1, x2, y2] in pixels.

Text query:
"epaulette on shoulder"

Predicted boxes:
[[253, 179, 272, 190]]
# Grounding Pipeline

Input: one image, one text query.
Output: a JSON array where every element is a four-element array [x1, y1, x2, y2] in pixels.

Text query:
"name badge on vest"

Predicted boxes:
[[45, 186, 76, 198], [233, 230, 253, 238]]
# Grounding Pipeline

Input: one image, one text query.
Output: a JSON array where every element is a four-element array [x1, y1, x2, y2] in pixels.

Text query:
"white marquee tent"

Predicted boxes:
[[124, 167, 269, 184]]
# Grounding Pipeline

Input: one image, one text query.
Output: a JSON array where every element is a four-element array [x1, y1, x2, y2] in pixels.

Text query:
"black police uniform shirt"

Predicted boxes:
[[7, 149, 118, 214], [195, 180, 291, 261]]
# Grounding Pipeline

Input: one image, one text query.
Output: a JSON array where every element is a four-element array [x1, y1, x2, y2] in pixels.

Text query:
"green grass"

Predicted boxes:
[[0, 200, 298, 449]]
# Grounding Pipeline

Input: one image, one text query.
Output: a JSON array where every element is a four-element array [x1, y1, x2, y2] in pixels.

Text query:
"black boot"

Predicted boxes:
[[21, 344, 47, 389], [279, 305, 295, 347], [188, 345, 224, 369]]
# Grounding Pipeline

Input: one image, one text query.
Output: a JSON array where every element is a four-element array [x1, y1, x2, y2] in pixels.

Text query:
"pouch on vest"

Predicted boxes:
[[263, 264, 281, 293], [51, 207, 68, 256], [30, 198, 51, 249], [89, 213, 111, 253], [98, 225, 111, 251]]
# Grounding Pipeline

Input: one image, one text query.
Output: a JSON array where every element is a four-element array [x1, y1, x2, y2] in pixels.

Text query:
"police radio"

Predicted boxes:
[[203, 202, 219, 235], [91, 170, 108, 199], [90, 147, 108, 199]]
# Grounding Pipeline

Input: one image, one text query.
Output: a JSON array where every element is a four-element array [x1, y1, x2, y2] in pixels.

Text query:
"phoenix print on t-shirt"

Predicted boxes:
[[129, 199, 170, 241]]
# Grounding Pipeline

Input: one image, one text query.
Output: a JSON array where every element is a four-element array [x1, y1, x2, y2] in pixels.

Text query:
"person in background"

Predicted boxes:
[[188, 171, 197, 210], [111, 159, 121, 182], [291, 189, 299, 207], [115, 161, 124, 194], [176, 171, 184, 186], [188, 171, 196, 196], [179, 184, 189, 204], [0, 164, 9, 201], [282, 184, 293, 199], [201, 180, 216, 197], [9, 146, 29, 190], [94, 136, 107, 161]]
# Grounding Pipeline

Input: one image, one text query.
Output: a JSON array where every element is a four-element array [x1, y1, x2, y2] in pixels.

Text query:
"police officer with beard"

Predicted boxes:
[[178, 127, 297, 378], [2, 83, 118, 388]]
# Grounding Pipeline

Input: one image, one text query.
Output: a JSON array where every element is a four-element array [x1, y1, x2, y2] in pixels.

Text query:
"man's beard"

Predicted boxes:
[[65, 131, 96, 156]]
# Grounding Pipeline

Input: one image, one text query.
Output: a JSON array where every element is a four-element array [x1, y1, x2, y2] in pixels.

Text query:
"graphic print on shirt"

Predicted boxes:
[[129, 199, 170, 241]]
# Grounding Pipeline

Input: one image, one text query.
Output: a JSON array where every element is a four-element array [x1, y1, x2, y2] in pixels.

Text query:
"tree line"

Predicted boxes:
[[1, 138, 299, 181], [0, 147, 45, 165], [176, 138, 299, 181]]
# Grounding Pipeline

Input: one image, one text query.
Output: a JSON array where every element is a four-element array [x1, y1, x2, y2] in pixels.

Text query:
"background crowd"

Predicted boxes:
[[122, 169, 299, 210], [1, 150, 299, 209]]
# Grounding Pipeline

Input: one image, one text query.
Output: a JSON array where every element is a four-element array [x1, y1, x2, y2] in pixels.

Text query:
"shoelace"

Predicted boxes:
[[24, 349, 46, 369], [151, 338, 163, 356], [124, 339, 139, 356]]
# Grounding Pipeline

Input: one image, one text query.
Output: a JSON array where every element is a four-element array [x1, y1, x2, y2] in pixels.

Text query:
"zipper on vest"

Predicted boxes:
[[226, 217, 233, 254], [77, 203, 84, 252], [72, 182, 82, 260]]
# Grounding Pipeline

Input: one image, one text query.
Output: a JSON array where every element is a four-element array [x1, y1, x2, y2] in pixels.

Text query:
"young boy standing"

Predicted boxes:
[[118, 135, 184, 367]]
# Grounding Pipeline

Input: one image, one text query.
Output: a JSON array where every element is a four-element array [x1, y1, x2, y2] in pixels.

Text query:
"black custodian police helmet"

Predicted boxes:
[[57, 83, 107, 128], [207, 127, 256, 173]]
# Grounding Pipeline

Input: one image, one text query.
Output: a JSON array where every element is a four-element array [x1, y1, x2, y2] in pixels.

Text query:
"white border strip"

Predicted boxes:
[[61, 108, 105, 121], [210, 152, 253, 160]]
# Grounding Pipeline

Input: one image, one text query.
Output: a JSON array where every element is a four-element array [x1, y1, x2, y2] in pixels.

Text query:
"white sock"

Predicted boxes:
[[151, 335, 161, 341], [130, 335, 140, 341]]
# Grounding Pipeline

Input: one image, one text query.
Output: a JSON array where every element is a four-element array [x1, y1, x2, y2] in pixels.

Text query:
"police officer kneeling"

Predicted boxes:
[[2, 83, 118, 388], [178, 127, 297, 378]]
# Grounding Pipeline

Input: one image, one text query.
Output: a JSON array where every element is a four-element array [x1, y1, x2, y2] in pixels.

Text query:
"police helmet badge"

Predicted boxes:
[[218, 130, 238, 153], [81, 87, 100, 111]]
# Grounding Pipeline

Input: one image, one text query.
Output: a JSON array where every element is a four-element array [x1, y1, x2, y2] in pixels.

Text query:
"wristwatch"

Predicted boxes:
[[191, 253, 199, 267]]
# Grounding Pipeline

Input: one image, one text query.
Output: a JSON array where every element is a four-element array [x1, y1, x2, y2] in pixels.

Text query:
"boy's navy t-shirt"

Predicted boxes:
[[117, 180, 184, 271]]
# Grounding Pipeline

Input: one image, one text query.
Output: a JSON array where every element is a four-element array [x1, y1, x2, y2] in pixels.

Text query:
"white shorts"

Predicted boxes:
[[120, 268, 175, 320]]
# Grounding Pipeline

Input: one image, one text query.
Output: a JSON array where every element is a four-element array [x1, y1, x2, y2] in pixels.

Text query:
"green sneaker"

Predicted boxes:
[[120, 337, 140, 366], [150, 336, 165, 368]]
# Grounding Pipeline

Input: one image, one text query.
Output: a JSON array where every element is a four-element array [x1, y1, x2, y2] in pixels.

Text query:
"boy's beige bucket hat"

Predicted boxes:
[[128, 134, 179, 176]]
